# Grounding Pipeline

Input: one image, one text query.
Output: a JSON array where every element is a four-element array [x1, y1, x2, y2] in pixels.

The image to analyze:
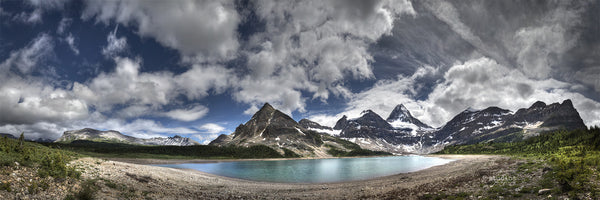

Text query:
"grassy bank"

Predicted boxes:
[[1, 134, 79, 179], [437, 127, 600, 198]]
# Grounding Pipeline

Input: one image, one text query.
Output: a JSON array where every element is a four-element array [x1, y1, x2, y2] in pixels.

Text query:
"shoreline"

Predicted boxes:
[[104, 154, 405, 165], [71, 154, 508, 199]]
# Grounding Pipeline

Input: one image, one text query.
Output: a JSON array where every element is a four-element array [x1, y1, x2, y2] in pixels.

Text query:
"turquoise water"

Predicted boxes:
[[155, 156, 454, 183]]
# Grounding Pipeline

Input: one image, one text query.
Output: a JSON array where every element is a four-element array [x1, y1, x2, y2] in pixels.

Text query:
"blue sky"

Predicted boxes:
[[1, 0, 599, 144]]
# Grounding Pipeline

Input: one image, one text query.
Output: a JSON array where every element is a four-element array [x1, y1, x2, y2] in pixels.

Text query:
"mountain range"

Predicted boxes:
[[49, 99, 586, 155], [55, 128, 200, 146], [307, 99, 585, 154]]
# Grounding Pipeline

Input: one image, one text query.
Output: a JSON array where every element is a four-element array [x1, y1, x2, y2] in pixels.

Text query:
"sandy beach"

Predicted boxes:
[[70, 155, 511, 199]]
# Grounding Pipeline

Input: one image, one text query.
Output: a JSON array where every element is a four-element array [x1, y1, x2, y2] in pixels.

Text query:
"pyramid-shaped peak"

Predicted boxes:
[[387, 104, 412, 121], [397, 104, 408, 111], [561, 99, 573, 106], [261, 102, 274, 110]]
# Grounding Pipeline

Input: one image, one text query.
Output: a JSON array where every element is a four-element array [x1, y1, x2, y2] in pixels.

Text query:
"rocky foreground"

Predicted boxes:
[[1, 155, 570, 199]]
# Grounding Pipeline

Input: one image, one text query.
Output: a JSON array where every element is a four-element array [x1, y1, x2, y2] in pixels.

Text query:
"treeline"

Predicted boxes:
[[44, 141, 294, 159], [438, 127, 600, 196], [437, 127, 600, 155]]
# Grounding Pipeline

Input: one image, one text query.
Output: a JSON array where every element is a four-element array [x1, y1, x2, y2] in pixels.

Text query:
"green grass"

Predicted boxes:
[[437, 127, 600, 198], [0, 134, 80, 179]]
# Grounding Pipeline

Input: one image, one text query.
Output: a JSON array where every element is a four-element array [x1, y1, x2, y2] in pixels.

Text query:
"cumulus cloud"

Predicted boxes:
[[72, 57, 234, 120], [0, 77, 89, 126], [164, 105, 209, 122], [102, 26, 127, 58], [234, 0, 415, 115], [174, 65, 235, 100], [0, 34, 88, 127], [312, 57, 600, 128], [82, 0, 240, 63], [73, 57, 175, 113], [194, 123, 228, 144], [198, 123, 226, 134]]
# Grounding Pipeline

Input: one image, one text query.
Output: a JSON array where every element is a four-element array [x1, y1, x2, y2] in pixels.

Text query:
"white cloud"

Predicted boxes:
[[72, 57, 232, 120], [65, 33, 79, 55], [102, 26, 128, 58], [0, 33, 53, 74], [234, 0, 415, 115], [198, 123, 226, 134], [314, 57, 600, 128], [73, 57, 175, 112], [13, 9, 43, 24], [82, 0, 240, 63], [164, 105, 209, 122], [56, 18, 72, 34], [512, 7, 581, 79], [174, 65, 235, 100], [193, 133, 221, 145], [10, 0, 69, 25]]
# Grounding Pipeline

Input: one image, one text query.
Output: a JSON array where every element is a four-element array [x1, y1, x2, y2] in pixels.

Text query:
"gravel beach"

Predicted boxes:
[[71, 155, 508, 199]]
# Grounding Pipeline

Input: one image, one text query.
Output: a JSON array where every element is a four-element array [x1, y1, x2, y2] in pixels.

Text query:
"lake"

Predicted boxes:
[[154, 156, 454, 183]]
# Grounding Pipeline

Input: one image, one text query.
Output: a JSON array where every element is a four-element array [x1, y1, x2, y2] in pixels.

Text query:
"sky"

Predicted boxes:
[[1, 0, 599, 144]]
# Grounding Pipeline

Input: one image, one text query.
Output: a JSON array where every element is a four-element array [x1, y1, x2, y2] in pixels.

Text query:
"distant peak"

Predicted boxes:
[[530, 101, 547, 108]]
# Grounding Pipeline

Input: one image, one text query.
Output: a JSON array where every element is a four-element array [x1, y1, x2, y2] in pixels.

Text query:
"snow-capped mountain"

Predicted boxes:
[[331, 109, 424, 154], [209, 103, 360, 157], [320, 100, 587, 154], [429, 99, 586, 149], [55, 128, 200, 146], [386, 104, 431, 129]]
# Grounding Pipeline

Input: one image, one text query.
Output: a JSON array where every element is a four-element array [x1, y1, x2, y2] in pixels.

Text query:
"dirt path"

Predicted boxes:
[[71, 155, 510, 199]]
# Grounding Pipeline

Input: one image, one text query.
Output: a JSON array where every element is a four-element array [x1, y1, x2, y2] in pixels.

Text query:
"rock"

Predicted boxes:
[[538, 188, 551, 195]]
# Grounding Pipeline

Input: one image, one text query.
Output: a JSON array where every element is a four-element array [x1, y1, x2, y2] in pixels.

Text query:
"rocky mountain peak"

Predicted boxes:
[[386, 104, 410, 121], [530, 101, 547, 109], [333, 115, 349, 130], [209, 103, 333, 157], [386, 104, 432, 129]]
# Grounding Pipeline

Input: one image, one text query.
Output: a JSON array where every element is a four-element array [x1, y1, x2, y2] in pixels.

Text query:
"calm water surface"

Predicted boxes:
[[154, 156, 454, 183]]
